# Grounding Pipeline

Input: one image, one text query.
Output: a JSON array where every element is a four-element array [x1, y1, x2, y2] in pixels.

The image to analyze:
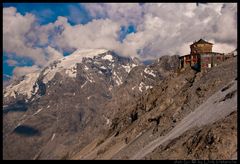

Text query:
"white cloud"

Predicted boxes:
[[208, 4, 237, 45], [3, 7, 64, 73], [3, 7, 47, 66], [3, 3, 237, 77], [212, 42, 236, 54], [45, 46, 64, 64], [84, 3, 143, 26], [123, 3, 237, 58], [52, 17, 122, 52]]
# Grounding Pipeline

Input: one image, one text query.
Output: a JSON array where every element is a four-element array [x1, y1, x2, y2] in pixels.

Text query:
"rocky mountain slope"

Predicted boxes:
[[146, 110, 237, 160], [70, 56, 237, 160], [3, 48, 237, 160]]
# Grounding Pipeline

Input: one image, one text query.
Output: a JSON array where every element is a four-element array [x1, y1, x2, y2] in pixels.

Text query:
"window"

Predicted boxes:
[[201, 63, 206, 67], [205, 57, 210, 61]]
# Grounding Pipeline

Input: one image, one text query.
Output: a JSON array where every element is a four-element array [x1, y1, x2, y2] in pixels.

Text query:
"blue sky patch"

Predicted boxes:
[[3, 55, 14, 76], [119, 25, 137, 42], [3, 3, 92, 25]]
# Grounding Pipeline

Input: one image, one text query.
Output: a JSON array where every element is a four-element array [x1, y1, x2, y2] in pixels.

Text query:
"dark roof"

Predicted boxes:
[[199, 52, 224, 55], [191, 39, 213, 46]]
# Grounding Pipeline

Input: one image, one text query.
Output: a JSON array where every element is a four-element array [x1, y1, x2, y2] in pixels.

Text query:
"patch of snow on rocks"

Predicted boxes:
[[4, 71, 40, 99], [86, 76, 94, 83], [122, 63, 138, 73], [146, 85, 153, 90], [103, 115, 111, 125], [87, 96, 92, 100], [81, 81, 88, 88], [51, 133, 56, 141], [132, 63, 138, 68], [144, 68, 156, 77], [84, 65, 89, 71], [65, 65, 77, 78], [100, 66, 107, 70], [113, 71, 123, 86], [33, 108, 43, 116], [102, 54, 114, 62], [122, 65, 131, 73], [139, 82, 145, 92]]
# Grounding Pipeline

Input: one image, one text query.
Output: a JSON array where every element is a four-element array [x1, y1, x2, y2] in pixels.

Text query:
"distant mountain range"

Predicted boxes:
[[3, 48, 237, 160]]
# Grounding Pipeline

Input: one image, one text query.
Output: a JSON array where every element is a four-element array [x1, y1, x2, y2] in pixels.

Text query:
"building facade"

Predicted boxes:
[[179, 39, 225, 71], [190, 39, 213, 54]]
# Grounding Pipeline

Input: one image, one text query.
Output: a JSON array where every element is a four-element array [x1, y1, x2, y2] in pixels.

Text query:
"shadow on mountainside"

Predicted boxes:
[[13, 125, 41, 137], [3, 100, 28, 114]]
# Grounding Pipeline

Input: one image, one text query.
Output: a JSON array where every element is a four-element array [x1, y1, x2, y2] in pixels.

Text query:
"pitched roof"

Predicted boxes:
[[191, 39, 213, 45]]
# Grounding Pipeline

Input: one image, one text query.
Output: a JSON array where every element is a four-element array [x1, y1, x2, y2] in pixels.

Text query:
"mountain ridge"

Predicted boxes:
[[3, 48, 237, 160]]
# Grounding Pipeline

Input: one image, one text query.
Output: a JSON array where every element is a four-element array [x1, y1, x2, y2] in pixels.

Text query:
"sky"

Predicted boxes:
[[3, 3, 237, 78]]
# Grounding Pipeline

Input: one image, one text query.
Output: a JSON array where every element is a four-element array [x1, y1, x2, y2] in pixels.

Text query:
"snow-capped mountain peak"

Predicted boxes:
[[70, 48, 109, 58], [42, 48, 110, 83], [3, 48, 139, 101]]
